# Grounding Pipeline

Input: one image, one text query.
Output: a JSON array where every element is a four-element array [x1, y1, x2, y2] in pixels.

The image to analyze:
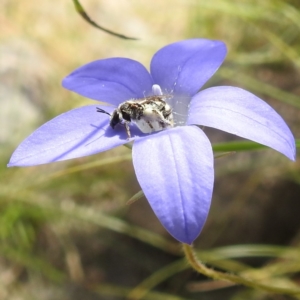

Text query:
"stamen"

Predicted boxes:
[[152, 84, 163, 96]]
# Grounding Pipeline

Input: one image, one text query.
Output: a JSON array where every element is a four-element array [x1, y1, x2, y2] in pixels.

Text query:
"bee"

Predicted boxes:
[[97, 95, 174, 139]]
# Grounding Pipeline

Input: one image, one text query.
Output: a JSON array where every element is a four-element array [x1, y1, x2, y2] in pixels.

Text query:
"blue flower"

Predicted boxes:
[[8, 39, 296, 244]]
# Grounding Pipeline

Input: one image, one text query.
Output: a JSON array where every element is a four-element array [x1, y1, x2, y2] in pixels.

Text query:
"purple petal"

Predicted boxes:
[[150, 39, 227, 97], [8, 105, 132, 167], [132, 126, 214, 244], [187, 86, 296, 160], [62, 58, 154, 106]]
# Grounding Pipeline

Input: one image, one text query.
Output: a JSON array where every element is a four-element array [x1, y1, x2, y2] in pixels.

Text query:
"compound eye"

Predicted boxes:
[[110, 111, 120, 128], [122, 111, 131, 122]]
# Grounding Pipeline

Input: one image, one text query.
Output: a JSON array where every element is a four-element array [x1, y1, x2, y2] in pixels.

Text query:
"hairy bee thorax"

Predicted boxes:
[[97, 85, 174, 139]]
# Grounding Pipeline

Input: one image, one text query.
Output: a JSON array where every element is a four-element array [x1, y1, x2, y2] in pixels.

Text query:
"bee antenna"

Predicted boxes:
[[96, 107, 111, 116]]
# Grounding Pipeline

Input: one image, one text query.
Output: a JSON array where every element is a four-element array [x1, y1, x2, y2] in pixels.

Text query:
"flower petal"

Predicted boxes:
[[132, 126, 214, 244], [150, 39, 227, 97], [62, 58, 154, 106], [8, 105, 132, 167], [187, 86, 296, 160]]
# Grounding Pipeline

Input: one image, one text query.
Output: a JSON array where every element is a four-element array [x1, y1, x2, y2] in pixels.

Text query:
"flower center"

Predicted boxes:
[[151, 84, 190, 126]]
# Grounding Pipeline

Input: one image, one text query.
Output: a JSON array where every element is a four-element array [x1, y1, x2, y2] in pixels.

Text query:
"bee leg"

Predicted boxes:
[[124, 122, 131, 139]]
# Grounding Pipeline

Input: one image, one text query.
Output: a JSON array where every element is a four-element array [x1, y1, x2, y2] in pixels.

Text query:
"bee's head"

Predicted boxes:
[[110, 110, 121, 129], [96, 107, 117, 128], [96, 106, 132, 130]]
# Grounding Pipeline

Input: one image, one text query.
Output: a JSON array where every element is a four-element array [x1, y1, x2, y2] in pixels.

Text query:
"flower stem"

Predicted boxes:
[[182, 243, 300, 295]]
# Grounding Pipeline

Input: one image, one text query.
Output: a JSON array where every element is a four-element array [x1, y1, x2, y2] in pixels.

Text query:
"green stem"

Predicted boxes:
[[72, 0, 137, 40], [182, 243, 300, 295]]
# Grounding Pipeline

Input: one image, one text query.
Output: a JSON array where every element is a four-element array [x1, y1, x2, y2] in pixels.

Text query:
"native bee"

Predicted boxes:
[[97, 95, 174, 138]]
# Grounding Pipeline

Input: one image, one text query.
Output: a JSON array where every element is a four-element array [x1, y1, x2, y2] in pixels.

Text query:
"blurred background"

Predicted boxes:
[[1, 0, 300, 299]]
